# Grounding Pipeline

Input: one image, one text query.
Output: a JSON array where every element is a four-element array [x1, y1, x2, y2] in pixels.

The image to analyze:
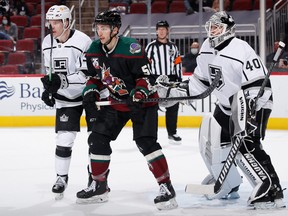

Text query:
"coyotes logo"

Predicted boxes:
[[101, 63, 128, 97]]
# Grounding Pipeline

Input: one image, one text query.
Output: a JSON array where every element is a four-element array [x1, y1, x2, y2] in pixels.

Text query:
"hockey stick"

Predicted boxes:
[[251, 41, 286, 117], [48, 24, 53, 100], [95, 70, 222, 106], [186, 41, 286, 196]]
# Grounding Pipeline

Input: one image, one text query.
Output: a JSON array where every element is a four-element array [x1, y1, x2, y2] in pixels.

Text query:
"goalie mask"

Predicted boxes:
[[205, 11, 235, 48]]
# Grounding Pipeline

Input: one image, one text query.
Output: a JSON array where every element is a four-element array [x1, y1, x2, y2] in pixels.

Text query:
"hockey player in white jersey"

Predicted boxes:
[[40, 5, 96, 199], [157, 11, 285, 209]]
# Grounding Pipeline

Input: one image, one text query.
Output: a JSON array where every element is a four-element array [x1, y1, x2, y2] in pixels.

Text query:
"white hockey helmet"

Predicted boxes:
[[46, 5, 71, 28], [205, 11, 235, 48]]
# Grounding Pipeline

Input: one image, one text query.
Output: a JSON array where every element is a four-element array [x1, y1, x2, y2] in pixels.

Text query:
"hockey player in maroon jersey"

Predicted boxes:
[[75, 10, 178, 210]]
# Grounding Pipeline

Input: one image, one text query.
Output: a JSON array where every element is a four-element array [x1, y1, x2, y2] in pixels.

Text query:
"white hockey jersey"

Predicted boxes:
[[188, 37, 273, 115], [42, 30, 92, 108]]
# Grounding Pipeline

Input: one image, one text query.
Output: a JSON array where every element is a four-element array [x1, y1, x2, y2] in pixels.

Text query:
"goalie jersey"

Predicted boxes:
[[42, 29, 92, 108], [189, 37, 273, 115]]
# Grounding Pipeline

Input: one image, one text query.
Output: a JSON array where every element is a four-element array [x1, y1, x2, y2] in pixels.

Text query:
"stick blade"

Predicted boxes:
[[185, 184, 215, 195]]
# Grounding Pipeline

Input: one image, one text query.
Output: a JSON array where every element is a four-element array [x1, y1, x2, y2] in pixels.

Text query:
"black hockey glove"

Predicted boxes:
[[41, 90, 55, 107], [82, 84, 100, 110], [246, 98, 258, 134], [41, 73, 68, 93]]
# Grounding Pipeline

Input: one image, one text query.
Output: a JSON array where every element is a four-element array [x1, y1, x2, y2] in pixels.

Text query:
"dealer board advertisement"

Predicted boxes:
[[0, 74, 287, 128]]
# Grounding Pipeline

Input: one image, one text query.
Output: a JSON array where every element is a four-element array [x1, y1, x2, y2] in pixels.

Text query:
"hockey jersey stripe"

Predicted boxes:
[[220, 54, 244, 65]]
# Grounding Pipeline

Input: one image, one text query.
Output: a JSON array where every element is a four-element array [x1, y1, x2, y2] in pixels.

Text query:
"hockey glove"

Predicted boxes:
[[82, 84, 100, 110], [41, 90, 55, 107], [246, 98, 258, 134], [155, 75, 189, 107], [128, 87, 148, 107], [41, 73, 68, 93]]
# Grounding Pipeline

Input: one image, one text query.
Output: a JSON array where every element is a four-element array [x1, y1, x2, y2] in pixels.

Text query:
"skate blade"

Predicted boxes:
[[155, 198, 178, 210], [252, 199, 286, 209], [76, 193, 109, 204], [54, 193, 64, 200], [168, 140, 182, 145]]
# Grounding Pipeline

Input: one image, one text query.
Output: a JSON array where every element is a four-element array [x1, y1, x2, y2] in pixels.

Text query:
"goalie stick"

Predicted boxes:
[[95, 69, 222, 106], [251, 41, 286, 117], [185, 41, 286, 196]]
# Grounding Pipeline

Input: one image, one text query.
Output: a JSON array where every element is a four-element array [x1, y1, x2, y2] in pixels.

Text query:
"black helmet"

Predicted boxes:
[[95, 10, 121, 28], [156, 20, 169, 29]]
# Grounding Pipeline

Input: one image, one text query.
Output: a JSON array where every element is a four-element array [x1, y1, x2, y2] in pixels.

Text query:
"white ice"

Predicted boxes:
[[0, 127, 287, 216]]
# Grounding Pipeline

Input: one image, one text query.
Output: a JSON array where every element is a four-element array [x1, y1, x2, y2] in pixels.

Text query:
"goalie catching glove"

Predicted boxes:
[[41, 73, 68, 93], [155, 75, 189, 107]]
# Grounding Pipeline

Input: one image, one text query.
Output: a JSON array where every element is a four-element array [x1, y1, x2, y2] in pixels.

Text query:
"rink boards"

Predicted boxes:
[[0, 73, 287, 129]]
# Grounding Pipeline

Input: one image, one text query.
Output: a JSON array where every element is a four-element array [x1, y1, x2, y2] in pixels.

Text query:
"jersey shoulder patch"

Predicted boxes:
[[117, 37, 143, 57]]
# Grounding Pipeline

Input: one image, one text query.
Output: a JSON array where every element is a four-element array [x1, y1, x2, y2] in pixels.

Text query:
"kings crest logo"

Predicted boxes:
[[0, 81, 15, 100], [209, 65, 224, 90], [129, 43, 141, 54], [60, 114, 69, 122], [91, 58, 100, 69]]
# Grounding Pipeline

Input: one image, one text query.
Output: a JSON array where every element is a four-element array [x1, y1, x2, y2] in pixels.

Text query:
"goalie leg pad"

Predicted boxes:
[[199, 114, 242, 199], [236, 139, 272, 205]]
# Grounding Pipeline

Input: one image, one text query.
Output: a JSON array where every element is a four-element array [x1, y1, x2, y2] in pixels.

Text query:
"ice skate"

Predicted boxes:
[[76, 170, 110, 204], [168, 134, 182, 145], [52, 175, 68, 200], [249, 184, 286, 209], [221, 186, 240, 200], [76, 179, 110, 204], [154, 182, 178, 210]]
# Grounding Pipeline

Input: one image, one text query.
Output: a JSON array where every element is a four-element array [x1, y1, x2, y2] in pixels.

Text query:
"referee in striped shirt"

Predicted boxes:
[[145, 20, 182, 144]]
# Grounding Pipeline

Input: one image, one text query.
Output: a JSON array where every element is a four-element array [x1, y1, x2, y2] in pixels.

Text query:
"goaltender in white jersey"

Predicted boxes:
[[190, 37, 272, 114], [157, 11, 285, 209]]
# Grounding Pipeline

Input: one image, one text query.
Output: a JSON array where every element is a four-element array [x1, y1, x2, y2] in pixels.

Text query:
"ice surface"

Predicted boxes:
[[0, 127, 287, 216]]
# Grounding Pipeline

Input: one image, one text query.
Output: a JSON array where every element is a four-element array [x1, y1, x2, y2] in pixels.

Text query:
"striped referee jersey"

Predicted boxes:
[[145, 40, 182, 79]]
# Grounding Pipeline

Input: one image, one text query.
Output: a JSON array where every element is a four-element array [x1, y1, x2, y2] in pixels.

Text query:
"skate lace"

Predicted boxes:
[[55, 176, 66, 187], [158, 183, 171, 196], [84, 180, 96, 192]]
